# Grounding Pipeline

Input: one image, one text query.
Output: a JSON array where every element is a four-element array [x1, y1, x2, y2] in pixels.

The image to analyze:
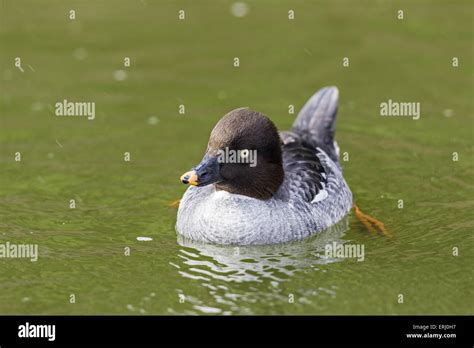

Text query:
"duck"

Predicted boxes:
[[176, 86, 381, 245]]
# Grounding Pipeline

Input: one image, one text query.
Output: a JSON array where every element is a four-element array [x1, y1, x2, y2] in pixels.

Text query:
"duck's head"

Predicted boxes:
[[180, 108, 284, 200]]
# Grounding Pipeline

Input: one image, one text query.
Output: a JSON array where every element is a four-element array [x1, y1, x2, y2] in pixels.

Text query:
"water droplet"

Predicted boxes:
[[230, 2, 249, 18], [443, 109, 453, 117], [113, 70, 127, 81], [137, 236, 153, 241], [147, 116, 159, 125]]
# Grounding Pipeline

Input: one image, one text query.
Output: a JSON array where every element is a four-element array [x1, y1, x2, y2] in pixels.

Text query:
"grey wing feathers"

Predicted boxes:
[[280, 131, 327, 203], [291, 86, 339, 164]]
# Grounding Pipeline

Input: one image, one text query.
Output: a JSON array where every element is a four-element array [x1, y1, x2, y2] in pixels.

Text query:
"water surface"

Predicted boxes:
[[0, 0, 472, 315]]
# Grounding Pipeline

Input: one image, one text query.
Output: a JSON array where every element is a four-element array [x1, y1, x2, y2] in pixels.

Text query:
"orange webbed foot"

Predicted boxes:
[[168, 199, 181, 208], [353, 203, 391, 238]]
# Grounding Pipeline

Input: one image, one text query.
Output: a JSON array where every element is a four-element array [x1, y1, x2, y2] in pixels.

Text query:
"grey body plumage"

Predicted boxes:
[[176, 86, 353, 245]]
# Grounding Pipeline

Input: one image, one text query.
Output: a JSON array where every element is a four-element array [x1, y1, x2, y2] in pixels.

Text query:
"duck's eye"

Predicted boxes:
[[240, 149, 249, 159]]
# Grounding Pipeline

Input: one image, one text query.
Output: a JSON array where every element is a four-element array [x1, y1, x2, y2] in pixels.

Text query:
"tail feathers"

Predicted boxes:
[[292, 86, 339, 163]]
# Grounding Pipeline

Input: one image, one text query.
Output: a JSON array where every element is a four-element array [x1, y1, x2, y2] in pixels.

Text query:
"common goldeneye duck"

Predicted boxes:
[[177, 86, 353, 245]]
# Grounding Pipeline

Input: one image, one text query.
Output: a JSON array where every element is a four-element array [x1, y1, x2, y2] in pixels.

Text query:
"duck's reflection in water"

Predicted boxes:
[[171, 217, 350, 314]]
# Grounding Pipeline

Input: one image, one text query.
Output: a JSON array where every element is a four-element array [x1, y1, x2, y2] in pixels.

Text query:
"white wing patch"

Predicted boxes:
[[311, 189, 328, 203], [334, 141, 340, 158]]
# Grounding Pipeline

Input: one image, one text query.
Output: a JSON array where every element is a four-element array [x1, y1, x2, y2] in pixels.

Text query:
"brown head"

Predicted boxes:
[[180, 108, 284, 200]]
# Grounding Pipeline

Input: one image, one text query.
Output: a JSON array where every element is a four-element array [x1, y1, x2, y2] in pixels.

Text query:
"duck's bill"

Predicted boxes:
[[180, 170, 199, 186], [180, 154, 222, 187]]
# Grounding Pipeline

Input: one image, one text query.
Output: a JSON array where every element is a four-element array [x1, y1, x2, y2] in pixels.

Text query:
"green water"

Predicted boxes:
[[1, 0, 472, 315]]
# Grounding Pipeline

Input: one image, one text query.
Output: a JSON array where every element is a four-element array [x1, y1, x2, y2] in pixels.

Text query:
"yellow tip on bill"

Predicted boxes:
[[180, 170, 199, 186]]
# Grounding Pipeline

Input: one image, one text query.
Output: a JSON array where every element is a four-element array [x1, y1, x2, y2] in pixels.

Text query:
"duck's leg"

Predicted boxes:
[[168, 199, 181, 208], [353, 204, 391, 237]]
